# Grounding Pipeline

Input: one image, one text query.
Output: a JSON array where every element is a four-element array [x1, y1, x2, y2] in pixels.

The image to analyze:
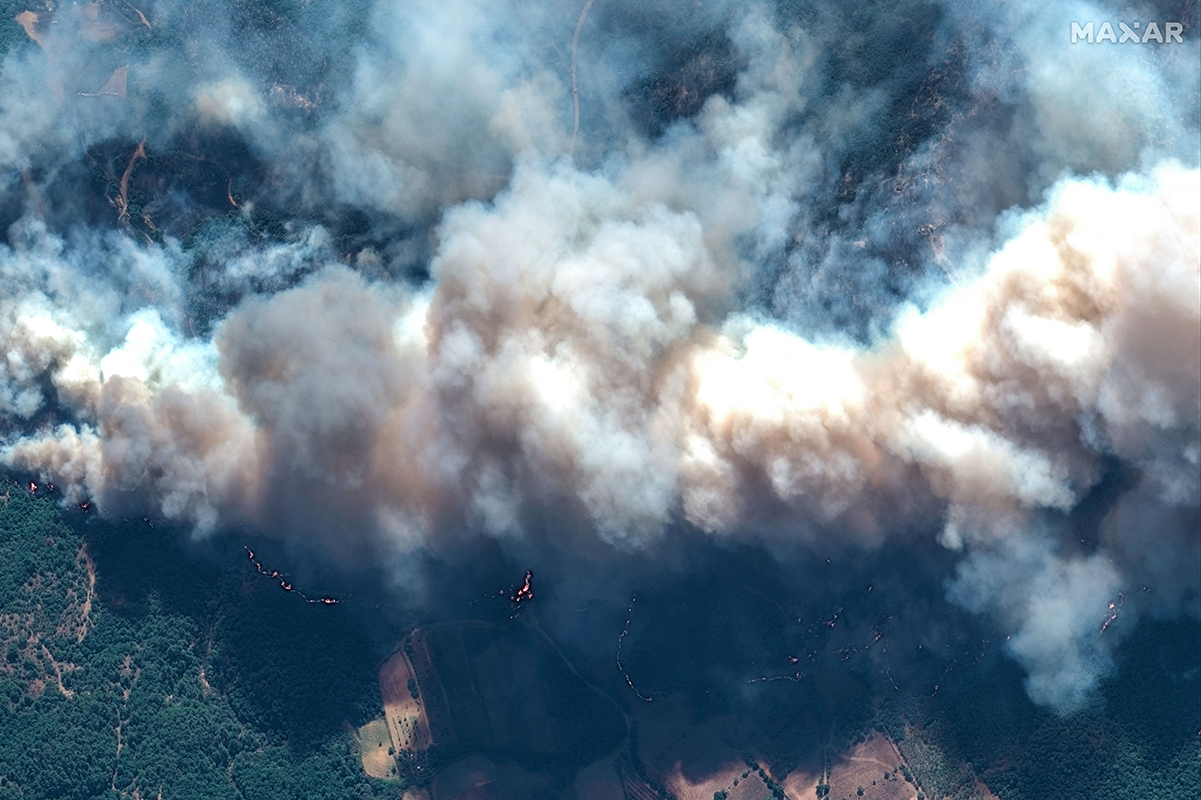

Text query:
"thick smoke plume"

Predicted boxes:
[[1, 0, 1198, 712]]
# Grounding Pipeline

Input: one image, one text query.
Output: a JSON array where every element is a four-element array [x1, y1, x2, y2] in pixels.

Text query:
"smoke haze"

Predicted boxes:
[[1, 0, 1197, 712]]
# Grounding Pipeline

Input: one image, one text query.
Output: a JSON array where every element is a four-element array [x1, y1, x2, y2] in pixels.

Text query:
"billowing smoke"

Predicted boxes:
[[1, 0, 1197, 712]]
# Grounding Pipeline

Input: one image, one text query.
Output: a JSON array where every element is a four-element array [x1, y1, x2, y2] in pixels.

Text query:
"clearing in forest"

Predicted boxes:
[[357, 717, 398, 780], [379, 647, 432, 754]]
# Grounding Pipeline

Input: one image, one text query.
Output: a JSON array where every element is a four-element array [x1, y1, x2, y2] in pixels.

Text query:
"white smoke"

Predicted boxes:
[[0, 0, 1197, 712], [948, 533, 1123, 711]]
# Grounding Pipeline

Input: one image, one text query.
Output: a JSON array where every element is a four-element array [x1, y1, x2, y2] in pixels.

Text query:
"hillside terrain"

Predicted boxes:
[[0, 483, 392, 800]]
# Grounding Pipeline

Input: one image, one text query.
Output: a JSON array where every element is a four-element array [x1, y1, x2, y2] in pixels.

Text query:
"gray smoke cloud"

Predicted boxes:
[[1, 0, 1198, 712]]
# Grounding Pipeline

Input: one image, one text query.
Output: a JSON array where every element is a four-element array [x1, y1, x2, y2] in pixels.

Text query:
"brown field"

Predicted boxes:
[[15, 11, 42, 45], [727, 772, 773, 800], [357, 718, 398, 780], [79, 1, 122, 42], [631, 693, 920, 800], [658, 727, 747, 800], [84, 66, 129, 99], [783, 766, 821, 800], [633, 696, 752, 800], [823, 734, 916, 800], [379, 649, 433, 754]]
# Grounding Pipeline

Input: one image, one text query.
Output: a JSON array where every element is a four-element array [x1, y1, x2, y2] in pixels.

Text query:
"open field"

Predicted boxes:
[[824, 734, 916, 800], [407, 629, 458, 745], [15, 10, 42, 45], [783, 766, 822, 800], [425, 625, 490, 743], [380, 648, 432, 753], [655, 725, 748, 800], [402, 621, 620, 763], [727, 772, 773, 800], [632, 691, 921, 800], [634, 696, 756, 800], [358, 718, 398, 780], [432, 755, 498, 800], [374, 621, 627, 796], [575, 759, 624, 800], [614, 756, 663, 800]]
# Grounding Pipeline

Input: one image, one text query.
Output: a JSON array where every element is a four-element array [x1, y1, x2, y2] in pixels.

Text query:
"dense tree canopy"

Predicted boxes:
[[0, 485, 397, 800]]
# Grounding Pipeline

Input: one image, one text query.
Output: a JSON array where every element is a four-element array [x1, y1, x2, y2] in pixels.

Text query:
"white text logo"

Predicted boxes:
[[1070, 22, 1185, 43]]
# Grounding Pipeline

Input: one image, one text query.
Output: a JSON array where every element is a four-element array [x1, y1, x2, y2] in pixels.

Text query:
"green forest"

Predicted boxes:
[[855, 616, 1200, 800], [0, 483, 402, 800], [895, 617, 1201, 800]]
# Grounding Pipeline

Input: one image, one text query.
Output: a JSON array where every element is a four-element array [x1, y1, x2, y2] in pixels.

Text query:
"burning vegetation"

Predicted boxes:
[[244, 547, 339, 605]]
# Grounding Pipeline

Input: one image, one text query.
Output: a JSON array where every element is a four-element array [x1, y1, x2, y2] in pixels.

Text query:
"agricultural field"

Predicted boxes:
[[431, 755, 497, 800], [370, 620, 627, 797], [783, 765, 823, 800], [401, 621, 621, 760], [634, 696, 749, 800], [380, 648, 432, 754], [423, 625, 491, 744], [631, 689, 930, 800], [406, 628, 458, 745], [726, 771, 773, 800], [824, 734, 917, 800], [573, 758, 624, 800]]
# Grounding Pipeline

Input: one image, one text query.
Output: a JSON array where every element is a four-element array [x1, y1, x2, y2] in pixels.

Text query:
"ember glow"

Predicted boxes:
[[617, 595, 653, 703], [1101, 592, 1127, 634], [245, 548, 340, 605], [511, 570, 535, 605]]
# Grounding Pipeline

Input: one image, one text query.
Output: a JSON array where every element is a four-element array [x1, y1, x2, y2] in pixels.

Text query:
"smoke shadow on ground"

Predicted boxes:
[[47, 495, 391, 751]]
